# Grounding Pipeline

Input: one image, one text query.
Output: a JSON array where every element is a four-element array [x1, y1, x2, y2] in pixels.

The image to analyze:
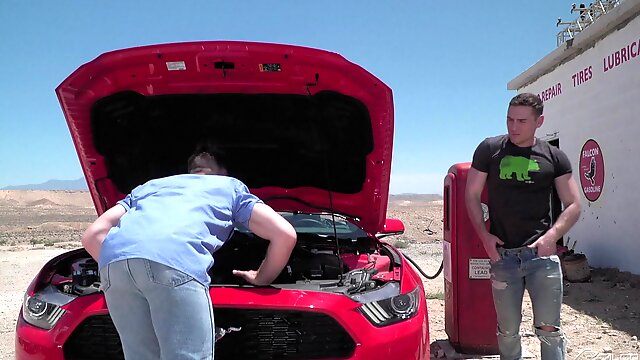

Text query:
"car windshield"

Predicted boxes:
[[235, 212, 367, 238], [278, 212, 367, 237]]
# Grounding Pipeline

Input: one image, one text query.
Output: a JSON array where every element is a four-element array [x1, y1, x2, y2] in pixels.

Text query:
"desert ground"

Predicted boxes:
[[1, 190, 639, 359]]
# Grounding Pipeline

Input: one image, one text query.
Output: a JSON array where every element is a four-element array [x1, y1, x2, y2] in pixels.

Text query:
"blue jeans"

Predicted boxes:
[[100, 258, 214, 360], [490, 247, 565, 360]]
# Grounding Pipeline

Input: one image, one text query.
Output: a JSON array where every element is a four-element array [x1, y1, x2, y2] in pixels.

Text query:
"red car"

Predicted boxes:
[[15, 41, 430, 360]]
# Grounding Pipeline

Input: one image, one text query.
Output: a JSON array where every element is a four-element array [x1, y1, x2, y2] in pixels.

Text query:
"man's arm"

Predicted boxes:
[[528, 173, 582, 256], [233, 203, 297, 286], [81, 204, 127, 261], [465, 167, 504, 262]]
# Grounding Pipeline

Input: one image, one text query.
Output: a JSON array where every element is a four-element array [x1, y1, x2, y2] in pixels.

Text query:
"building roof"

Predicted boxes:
[[508, 0, 640, 90]]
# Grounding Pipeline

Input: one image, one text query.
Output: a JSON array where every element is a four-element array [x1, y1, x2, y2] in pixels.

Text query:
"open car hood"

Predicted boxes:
[[56, 41, 393, 234]]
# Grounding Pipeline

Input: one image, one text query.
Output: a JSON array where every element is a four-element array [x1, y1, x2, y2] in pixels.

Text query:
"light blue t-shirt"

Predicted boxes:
[[99, 174, 261, 285]]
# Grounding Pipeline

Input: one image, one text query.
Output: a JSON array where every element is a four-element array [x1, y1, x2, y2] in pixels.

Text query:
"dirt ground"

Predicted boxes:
[[1, 190, 639, 359]]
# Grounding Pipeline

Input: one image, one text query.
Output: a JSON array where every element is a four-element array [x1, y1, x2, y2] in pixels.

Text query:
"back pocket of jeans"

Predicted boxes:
[[145, 260, 194, 287]]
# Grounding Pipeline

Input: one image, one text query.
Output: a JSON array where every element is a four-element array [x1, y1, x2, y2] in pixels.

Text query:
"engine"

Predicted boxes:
[[50, 231, 394, 296], [210, 244, 346, 284], [208, 231, 393, 294]]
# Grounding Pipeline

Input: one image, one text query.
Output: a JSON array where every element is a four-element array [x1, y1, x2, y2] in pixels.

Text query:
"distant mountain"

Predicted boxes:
[[1, 178, 88, 191]]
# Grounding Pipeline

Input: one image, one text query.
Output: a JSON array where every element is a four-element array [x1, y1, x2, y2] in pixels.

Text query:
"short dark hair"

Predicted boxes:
[[509, 93, 544, 117], [187, 142, 228, 174]]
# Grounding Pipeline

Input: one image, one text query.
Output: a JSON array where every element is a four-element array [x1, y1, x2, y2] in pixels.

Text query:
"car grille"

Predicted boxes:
[[63, 315, 124, 360], [63, 309, 355, 360]]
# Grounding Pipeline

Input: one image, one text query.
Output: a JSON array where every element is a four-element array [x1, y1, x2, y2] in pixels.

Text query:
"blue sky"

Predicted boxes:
[[0, 1, 573, 194]]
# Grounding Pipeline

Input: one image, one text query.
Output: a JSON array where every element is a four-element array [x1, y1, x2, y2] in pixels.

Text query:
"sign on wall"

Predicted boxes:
[[579, 139, 605, 201]]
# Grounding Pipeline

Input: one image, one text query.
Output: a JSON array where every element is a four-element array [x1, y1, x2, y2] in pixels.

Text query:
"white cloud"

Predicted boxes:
[[389, 173, 444, 195]]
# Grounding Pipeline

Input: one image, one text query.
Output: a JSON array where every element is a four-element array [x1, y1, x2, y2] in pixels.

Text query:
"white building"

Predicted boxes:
[[508, 0, 640, 274]]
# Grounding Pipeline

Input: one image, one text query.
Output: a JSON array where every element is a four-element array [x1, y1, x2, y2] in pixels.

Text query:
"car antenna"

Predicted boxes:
[[327, 181, 345, 287]]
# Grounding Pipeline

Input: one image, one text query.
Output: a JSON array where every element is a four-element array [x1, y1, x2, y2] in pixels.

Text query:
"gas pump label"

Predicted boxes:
[[469, 259, 491, 279], [443, 241, 452, 282]]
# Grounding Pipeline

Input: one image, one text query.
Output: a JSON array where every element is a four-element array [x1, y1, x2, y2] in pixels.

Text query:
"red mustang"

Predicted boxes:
[[15, 41, 430, 360]]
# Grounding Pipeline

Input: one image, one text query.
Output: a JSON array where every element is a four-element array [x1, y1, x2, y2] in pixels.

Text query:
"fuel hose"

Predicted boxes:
[[402, 252, 444, 280]]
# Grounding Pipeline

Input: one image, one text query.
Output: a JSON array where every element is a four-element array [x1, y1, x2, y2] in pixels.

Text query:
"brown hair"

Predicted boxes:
[[187, 142, 228, 175], [509, 93, 544, 117]]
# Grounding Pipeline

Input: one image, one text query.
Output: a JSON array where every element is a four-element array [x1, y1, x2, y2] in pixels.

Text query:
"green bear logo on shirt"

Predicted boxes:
[[499, 156, 540, 182]]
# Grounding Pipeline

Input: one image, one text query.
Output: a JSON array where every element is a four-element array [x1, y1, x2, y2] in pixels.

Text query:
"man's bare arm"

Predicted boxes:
[[81, 205, 127, 261], [529, 173, 582, 256], [465, 167, 503, 261], [233, 203, 297, 285]]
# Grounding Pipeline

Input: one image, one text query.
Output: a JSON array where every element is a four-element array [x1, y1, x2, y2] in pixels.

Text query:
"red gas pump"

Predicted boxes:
[[442, 162, 499, 355]]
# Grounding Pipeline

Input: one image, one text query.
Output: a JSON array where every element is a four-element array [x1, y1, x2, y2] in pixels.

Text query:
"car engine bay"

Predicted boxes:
[[45, 231, 399, 298]]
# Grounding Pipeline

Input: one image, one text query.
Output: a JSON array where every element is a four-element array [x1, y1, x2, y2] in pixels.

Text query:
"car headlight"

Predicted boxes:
[[359, 287, 420, 327], [22, 294, 66, 330]]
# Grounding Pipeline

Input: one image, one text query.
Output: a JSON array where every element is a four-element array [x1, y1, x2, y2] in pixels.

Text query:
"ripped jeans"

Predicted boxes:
[[490, 246, 565, 360]]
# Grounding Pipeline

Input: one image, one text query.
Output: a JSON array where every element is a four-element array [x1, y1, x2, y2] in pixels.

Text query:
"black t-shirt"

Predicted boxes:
[[471, 135, 572, 248]]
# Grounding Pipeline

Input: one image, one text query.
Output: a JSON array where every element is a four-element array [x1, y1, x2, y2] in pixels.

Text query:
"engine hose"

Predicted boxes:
[[402, 252, 444, 280]]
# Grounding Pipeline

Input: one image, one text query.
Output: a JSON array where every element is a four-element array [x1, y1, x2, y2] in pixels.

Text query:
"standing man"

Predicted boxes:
[[81, 147, 297, 360], [465, 93, 581, 360]]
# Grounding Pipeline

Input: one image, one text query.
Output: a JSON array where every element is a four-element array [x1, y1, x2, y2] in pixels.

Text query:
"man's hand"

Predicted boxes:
[[232, 270, 265, 286], [481, 233, 504, 262], [528, 173, 582, 258], [528, 234, 557, 257]]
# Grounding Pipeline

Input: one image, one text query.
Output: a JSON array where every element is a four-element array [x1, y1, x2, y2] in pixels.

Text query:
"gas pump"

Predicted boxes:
[[442, 162, 499, 355]]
